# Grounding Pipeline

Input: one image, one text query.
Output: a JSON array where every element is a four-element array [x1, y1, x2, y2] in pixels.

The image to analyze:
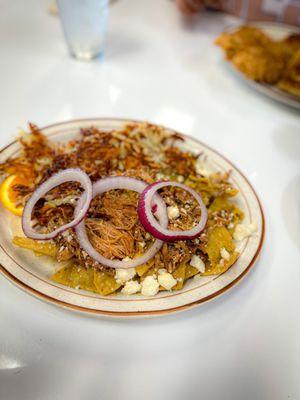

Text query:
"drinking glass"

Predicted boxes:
[[57, 0, 109, 61]]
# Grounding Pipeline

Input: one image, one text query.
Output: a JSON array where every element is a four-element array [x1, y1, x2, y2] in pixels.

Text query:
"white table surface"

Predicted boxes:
[[0, 1, 299, 399]]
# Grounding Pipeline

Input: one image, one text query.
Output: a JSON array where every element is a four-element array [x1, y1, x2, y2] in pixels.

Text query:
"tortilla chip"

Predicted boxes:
[[52, 265, 121, 295], [185, 265, 199, 280], [13, 236, 58, 257], [186, 176, 214, 205], [56, 247, 73, 262], [209, 196, 244, 233], [172, 263, 186, 290], [52, 264, 96, 292], [140, 266, 158, 280], [205, 226, 235, 266], [136, 262, 153, 277], [93, 270, 121, 296], [202, 251, 239, 276], [209, 196, 239, 214]]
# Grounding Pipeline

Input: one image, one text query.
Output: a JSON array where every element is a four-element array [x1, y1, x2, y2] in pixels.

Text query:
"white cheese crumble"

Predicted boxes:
[[115, 268, 136, 284], [196, 168, 210, 177], [141, 276, 160, 296], [233, 223, 257, 241], [158, 268, 167, 275], [195, 158, 210, 177], [121, 280, 141, 295], [167, 205, 180, 220], [156, 172, 165, 180], [220, 247, 230, 261], [177, 175, 184, 183], [158, 272, 177, 290], [190, 255, 205, 273]]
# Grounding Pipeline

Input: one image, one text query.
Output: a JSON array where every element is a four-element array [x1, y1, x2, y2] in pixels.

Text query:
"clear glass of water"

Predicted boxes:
[[57, 0, 109, 61]]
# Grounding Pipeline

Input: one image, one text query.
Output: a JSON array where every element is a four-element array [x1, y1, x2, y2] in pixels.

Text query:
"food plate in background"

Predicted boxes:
[[222, 22, 300, 110], [0, 118, 265, 318]]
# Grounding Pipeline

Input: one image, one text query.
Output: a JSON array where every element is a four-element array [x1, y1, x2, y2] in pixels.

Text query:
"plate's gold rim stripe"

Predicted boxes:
[[0, 118, 265, 317]]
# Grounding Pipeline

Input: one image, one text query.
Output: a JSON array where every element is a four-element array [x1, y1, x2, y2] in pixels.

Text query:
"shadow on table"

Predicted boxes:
[[105, 31, 144, 60], [0, 249, 279, 400], [272, 124, 300, 160], [220, 62, 300, 116], [281, 175, 300, 251], [179, 11, 230, 35], [272, 124, 300, 250]]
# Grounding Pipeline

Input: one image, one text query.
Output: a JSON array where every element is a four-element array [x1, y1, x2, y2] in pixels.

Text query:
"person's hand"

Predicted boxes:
[[176, 0, 223, 15], [175, 0, 205, 15]]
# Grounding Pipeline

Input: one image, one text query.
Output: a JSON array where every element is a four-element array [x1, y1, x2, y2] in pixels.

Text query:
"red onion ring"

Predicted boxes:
[[138, 181, 208, 242], [74, 176, 168, 269], [22, 168, 93, 240]]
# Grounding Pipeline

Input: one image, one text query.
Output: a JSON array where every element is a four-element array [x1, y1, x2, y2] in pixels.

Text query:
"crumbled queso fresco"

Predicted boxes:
[[233, 223, 257, 241], [220, 247, 230, 261], [115, 267, 136, 284], [141, 275, 160, 296], [158, 271, 177, 290], [121, 280, 141, 295], [194, 157, 211, 177], [167, 205, 180, 220], [190, 255, 205, 273]]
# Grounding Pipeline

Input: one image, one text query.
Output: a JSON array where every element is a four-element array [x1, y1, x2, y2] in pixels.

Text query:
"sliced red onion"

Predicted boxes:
[[22, 168, 93, 240], [74, 176, 168, 269], [138, 181, 208, 242]]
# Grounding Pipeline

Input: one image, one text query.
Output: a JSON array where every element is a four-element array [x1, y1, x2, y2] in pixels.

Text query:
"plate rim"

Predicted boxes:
[[224, 20, 300, 35], [0, 118, 265, 318]]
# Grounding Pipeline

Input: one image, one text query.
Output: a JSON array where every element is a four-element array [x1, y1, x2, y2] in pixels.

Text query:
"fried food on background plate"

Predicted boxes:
[[277, 50, 300, 97], [215, 26, 272, 60], [281, 34, 300, 56], [230, 46, 285, 84], [215, 26, 300, 94]]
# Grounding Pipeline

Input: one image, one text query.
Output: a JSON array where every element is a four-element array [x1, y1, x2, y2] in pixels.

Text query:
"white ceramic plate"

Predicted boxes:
[[224, 22, 300, 110], [0, 119, 265, 317]]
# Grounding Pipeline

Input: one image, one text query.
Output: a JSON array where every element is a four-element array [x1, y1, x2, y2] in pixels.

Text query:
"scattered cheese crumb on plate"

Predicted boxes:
[[190, 255, 205, 273], [158, 272, 177, 290], [167, 205, 180, 220], [141, 275, 160, 296], [233, 223, 257, 241], [220, 247, 230, 261], [121, 280, 141, 295], [115, 268, 136, 284]]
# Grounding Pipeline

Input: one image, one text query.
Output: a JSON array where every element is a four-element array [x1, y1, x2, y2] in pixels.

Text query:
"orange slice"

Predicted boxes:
[[0, 175, 26, 216]]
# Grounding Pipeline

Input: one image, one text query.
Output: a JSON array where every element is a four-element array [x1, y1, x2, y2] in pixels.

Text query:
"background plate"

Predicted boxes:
[[224, 22, 300, 110], [0, 118, 265, 317]]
